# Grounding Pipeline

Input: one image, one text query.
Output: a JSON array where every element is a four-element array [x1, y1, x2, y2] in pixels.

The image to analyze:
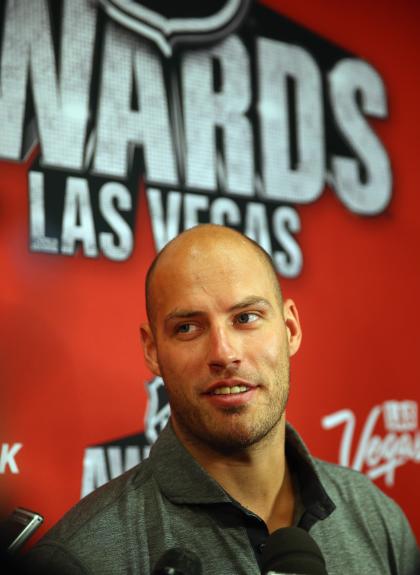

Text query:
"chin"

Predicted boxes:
[[172, 404, 283, 453], [203, 419, 279, 453]]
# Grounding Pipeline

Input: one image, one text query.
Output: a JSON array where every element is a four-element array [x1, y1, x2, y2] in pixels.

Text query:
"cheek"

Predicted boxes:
[[157, 343, 202, 378], [249, 329, 287, 364]]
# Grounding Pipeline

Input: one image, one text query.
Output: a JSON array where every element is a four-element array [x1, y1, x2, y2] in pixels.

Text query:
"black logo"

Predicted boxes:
[[81, 376, 170, 497], [98, 0, 252, 56]]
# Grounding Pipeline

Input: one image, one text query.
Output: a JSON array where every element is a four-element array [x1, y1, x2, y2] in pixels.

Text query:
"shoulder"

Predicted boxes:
[[24, 459, 158, 573], [312, 457, 418, 546], [310, 458, 420, 573], [27, 458, 156, 565], [313, 457, 400, 515], [313, 456, 381, 495]]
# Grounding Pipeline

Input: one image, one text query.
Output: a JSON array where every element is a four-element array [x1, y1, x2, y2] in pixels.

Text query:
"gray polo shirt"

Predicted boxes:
[[26, 423, 420, 574]]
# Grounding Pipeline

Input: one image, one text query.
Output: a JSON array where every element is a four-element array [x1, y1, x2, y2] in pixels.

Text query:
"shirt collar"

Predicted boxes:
[[285, 424, 336, 528], [148, 422, 231, 504], [147, 421, 336, 524]]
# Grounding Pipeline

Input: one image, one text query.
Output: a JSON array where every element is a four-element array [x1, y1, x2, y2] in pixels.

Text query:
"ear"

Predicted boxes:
[[140, 323, 161, 376], [282, 299, 302, 357]]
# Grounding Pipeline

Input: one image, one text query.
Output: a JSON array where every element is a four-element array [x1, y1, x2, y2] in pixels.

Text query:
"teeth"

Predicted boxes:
[[213, 385, 248, 395], [214, 386, 230, 395]]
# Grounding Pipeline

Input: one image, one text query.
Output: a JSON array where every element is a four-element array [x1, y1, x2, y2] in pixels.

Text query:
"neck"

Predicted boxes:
[[172, 415, 295, 532]]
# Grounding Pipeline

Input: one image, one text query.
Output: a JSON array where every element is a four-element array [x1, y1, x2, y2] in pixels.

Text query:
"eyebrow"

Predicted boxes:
[[229, 296, 272, 312], [164, 296, 273, 323]]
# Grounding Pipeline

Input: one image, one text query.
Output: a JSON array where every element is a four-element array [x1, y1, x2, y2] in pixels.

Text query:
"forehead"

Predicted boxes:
[[150, 238, 278, 318]]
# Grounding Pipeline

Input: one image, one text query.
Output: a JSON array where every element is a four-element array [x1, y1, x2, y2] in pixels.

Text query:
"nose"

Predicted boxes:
[[207, 324, 241, 373]]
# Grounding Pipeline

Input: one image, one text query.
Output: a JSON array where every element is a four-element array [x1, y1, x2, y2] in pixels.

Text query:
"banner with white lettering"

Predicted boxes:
[[1, 0, 419, 543]]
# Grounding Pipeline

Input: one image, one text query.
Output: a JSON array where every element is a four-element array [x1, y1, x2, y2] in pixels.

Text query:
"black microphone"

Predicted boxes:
[[261, 527, 328, 574], [151, 548, 202, 575]]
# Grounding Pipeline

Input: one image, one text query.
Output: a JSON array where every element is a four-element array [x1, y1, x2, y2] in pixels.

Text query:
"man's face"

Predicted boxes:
[[142, 231, 301, 452]]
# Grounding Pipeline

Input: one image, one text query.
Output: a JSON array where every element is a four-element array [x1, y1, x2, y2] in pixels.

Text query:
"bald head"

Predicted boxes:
[[145, 225, 283, 327]]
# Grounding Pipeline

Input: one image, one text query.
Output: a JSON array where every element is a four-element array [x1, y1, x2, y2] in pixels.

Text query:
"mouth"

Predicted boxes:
[[203, 380, 258, 408], [211, 385, 249, 395], [204, 379, 256, 396]]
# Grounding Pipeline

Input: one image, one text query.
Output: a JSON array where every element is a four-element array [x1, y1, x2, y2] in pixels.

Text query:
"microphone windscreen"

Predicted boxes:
[[261, 527, 327, 575], [152, 547, 202, 575]]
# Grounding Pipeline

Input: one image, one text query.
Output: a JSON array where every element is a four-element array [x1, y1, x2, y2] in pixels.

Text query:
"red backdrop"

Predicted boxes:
[[1, 0, 419, 546]]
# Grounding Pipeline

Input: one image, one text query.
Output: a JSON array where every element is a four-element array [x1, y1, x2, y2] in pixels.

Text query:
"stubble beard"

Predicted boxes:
[[165, 365, 291, 455]]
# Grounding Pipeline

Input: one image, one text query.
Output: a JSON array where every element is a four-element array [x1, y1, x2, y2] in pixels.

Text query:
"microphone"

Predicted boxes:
[[261, 527, 328, 575], [151, 548, 202, 575]]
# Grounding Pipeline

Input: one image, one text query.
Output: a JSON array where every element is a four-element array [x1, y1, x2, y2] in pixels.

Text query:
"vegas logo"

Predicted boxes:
[[322, 400, 420, 485]]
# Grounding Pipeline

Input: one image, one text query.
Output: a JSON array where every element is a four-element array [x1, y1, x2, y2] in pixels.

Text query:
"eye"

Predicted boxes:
[[173, 322, 204, 339], [175, 323, 196, 334], [235, 312, 259, 325]]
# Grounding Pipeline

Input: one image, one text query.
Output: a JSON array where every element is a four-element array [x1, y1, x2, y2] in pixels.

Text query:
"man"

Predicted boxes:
[[26, 225, 419, 574]]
